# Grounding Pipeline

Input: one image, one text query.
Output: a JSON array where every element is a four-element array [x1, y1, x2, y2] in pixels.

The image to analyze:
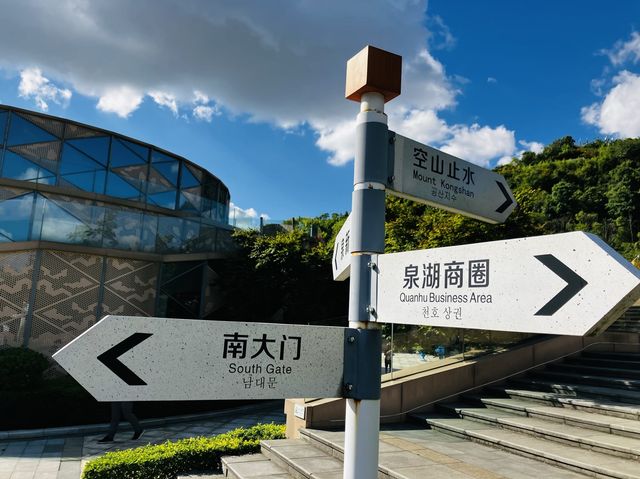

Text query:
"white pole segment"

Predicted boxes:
[[343, 90, 386, 479]]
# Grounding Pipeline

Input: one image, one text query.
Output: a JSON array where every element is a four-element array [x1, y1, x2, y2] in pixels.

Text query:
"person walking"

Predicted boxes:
[[99, 401, 144, 442]]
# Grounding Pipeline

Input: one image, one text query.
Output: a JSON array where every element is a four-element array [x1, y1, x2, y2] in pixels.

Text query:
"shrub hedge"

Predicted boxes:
[[0, 347, 49, 390], [81, 423, 286, 479]]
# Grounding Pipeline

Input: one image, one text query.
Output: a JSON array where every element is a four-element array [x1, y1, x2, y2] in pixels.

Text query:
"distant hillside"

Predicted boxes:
[[385, 136, 640, 261]]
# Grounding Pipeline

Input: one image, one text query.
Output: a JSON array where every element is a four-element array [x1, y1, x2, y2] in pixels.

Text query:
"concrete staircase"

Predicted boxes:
[[412, 350, 640, 479], [221, 350, 640, 479], [608, 306, 640, 333]]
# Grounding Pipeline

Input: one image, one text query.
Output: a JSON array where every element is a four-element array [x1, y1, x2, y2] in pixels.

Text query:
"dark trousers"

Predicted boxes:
[[107, 402, 141, 436]]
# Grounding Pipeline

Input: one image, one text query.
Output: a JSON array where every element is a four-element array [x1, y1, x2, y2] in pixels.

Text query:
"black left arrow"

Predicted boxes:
[[534, 254, 587, 316], [495, 181, 514, 214], [97, 332, 153, 386]]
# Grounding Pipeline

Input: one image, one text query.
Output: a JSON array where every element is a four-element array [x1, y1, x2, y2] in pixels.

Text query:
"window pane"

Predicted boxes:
[[38, 197, 91, 244], [111, 165, 148, 193], [66, 137, 110, 166], [157, 216, 183, 253], [60, 171, 106, 194], [141, 213, 158, 252], [180, 162, 199, 188], [152, 150, 176, 164], [151, 161, 179, 186], [1, 151, 54, 183], [60, 143, 105, 174], [148, 190, 177, 209], [110, 137, 148, 167], [105, 172, 142, 201], [101, 207, 142, 251], [0, 112, 7, 147], [178, 192, 200, 213], [0, 193, 34, 242], [7, 114, 56, 146], [181, 219, 200, 252]]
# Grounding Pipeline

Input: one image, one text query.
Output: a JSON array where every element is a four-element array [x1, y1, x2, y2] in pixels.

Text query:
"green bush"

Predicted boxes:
[[81, 422, 285, 479], [0, 347, 49, 390]]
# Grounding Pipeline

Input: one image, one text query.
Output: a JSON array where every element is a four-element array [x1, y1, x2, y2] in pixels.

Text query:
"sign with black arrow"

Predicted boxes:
[[371, 232, 640, 335], [53, 317, 346, 401], [387, 133, 516, 224]]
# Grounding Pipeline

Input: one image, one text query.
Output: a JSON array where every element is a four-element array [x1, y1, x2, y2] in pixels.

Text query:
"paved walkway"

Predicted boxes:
[[0, 401, 285, 479]]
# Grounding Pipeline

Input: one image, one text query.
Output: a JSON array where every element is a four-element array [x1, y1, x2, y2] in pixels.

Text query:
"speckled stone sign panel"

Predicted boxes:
[[388, 133, 516, 224], [374, 232, 640, 336], [53, 317, 345, 402]]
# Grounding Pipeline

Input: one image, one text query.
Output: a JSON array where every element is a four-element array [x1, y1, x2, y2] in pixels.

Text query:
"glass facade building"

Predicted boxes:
[[0, 105, 235, 356]]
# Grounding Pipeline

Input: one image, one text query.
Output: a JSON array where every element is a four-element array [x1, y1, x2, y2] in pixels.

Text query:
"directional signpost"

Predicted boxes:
[[387, 133, 516, 224], [333, 213, 352, 281], [372, 231, 640, 336], [53, 316, 349, 401], [51, 45, 640, 479]]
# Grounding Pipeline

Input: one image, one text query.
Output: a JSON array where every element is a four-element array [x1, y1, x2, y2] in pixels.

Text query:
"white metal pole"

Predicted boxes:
[[343, 91, 387, 479]]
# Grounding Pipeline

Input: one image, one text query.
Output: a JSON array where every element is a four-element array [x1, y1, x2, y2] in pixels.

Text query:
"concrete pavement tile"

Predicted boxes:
[[446, 461, 505, 479], [269, 444, 327, 459], [8, 471, 34, 479], [381, 436, 428, 451], [378, 450, 433, 470], [226, 458, 286, 477], [394, 463, 474, 479], [288, 455, 343, 475], [413, 447, 459, 464]]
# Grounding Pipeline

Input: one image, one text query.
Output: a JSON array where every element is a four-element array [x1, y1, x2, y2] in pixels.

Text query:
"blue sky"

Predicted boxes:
[[0, 0, 639, 224]]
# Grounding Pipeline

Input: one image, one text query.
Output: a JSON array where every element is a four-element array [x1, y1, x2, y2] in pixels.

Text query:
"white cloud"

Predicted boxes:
[[18, 67, 71, 111], [441, 124, 516, 167], [603, 31, 640, 66], [581, 70, 640, 138], [1, 1, 522, 167], [314, 119, 357, 166], [97, 86, 143, 117], [149, 90, 178, 115], [229, 202, 270, 228], [191, 90, 219, 122], [518, 139, 544, 154], [487, 77, 497, 84]]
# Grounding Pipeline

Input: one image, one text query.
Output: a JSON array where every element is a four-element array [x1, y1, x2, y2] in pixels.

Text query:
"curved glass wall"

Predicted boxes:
[[0, 107, 232, 254]]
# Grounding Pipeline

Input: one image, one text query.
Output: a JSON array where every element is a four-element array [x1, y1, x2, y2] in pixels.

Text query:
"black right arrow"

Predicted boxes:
[[495, 181, 514, 214], [534, 254, 588, 316], [97, 332, 153, 386]]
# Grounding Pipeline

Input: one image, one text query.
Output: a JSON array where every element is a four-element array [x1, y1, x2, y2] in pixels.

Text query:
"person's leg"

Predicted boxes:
[[121, 402, 143, 440], [99, 402, 121, 442]]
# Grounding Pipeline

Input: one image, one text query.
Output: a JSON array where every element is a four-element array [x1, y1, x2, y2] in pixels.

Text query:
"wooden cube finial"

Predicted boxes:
[[345, 45, 402, 103]]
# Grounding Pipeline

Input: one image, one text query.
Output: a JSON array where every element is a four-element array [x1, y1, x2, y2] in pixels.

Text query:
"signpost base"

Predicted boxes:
[[344, 398, 380, 479]]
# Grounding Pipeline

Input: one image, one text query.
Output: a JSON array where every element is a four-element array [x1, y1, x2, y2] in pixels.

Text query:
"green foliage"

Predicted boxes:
[[0, 347, 49, 390], [213, 214, 349, 325], [81, 423, 285, 479]]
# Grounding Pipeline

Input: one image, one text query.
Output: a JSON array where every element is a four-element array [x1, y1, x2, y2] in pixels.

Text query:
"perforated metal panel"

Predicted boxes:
[[0, 251, 35, 348], [63, 123, 99, 139], [19, 113, 64, 138], [30, 251, 102, 356], [102, 258, 158, 317]]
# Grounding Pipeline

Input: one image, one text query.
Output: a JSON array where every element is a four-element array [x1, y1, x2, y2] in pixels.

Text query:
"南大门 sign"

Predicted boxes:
[[53, 316, 346, 401]]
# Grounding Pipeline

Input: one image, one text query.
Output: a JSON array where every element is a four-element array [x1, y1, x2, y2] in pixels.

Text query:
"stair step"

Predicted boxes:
[[463, 395, 640, 438], [423, 416, 640, 479], [222, 453, 291, 479], [565, 356, 640, 370], [486, 385, 640, 420], [434, 402, 640, 459], [261, 437, 344, 478], [508, 376, 640, 403], [582, 351, 640, 361], [550, 362, 640, 379], [529, 370, 640, 390]]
